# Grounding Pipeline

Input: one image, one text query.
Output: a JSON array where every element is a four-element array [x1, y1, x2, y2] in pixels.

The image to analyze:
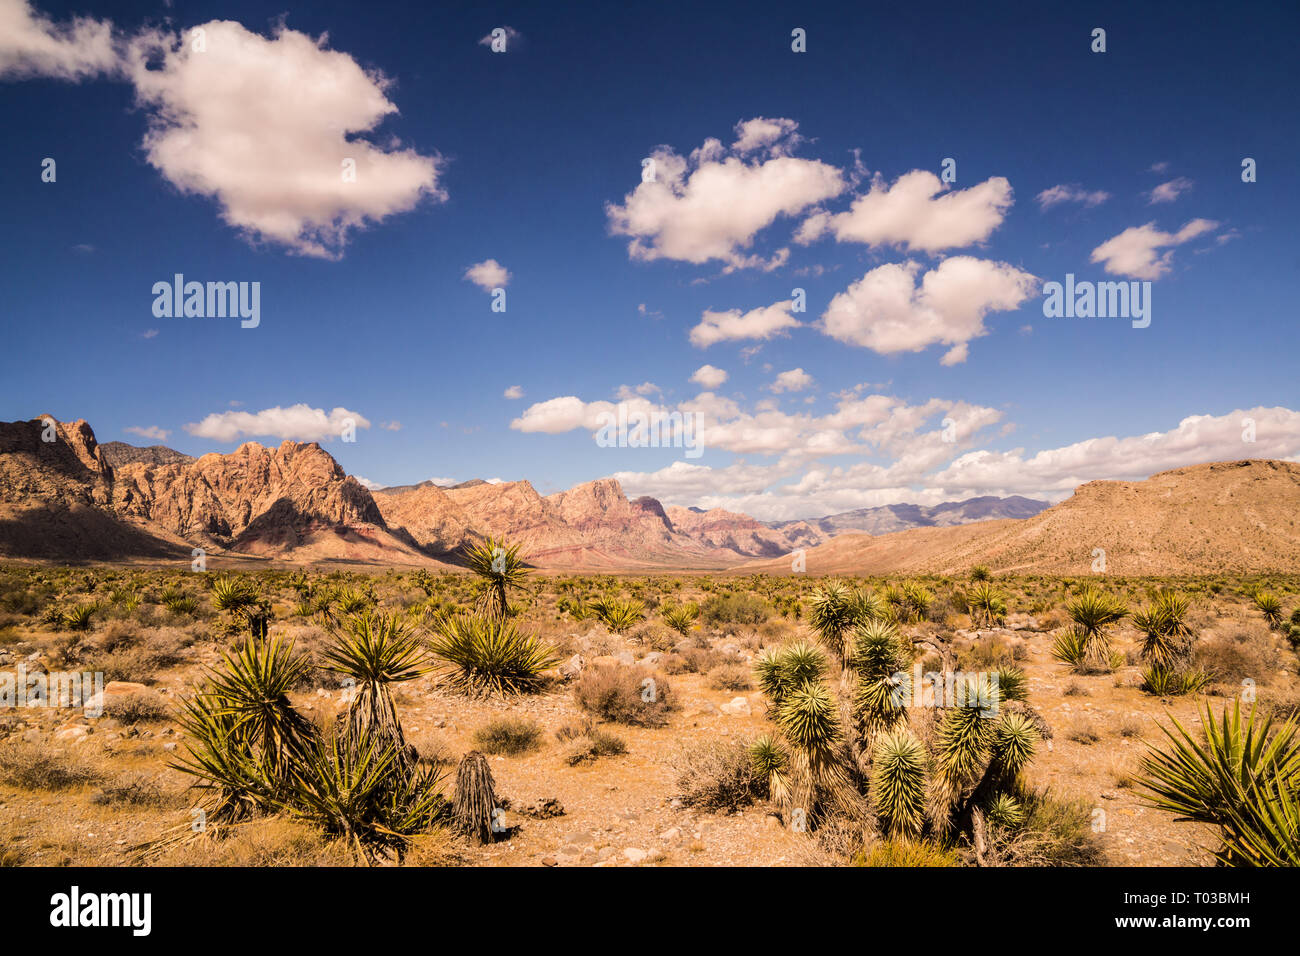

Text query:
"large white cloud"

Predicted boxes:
[[820, 257, 1037, 364], [690, 365, 728, 389], [119, 22, 443, 259], [605, 118, 845, 270], [609, 406, 1300, 520], [798, 170, 1013, 253], [690, 299, 802, 348], [1090, 219, 1217, 279], [185, 404, 371, 442], [0, 0, 117, 79]]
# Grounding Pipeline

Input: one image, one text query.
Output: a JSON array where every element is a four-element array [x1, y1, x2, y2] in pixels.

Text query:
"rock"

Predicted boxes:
[[660, 827, 682, 842], [641, 651, 664, 666], [615, 651, 635, 666], [719, 697, 752, 716], [53, 726, 89, 743], [558, 654, 585, 680], [541, 857, 558, 867], [623, 848, 647, 863], [162, 742, 177, 752]]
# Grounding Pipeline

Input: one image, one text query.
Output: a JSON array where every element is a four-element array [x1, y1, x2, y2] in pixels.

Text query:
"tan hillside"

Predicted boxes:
[[740, 459, 1300, 575], [664, 505, 828, 557]]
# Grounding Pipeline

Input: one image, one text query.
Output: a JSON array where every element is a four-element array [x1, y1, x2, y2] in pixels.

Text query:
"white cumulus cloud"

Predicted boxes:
[[798, 170, 1013, 253], [690, 299, 802, 348], [1090, 219, 1218, 279], [820, 257, 1037, 364], [0, 0, 117, 80], [690, 364, 728, 389], [605, 118, 844, 270], [464, 259, 510, 291], [184, 403, 371, 442], [768, 368, 814, 393]]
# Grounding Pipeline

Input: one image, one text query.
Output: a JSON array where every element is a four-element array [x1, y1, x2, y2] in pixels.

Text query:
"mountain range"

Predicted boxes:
[[2, 415, 1295, 573]]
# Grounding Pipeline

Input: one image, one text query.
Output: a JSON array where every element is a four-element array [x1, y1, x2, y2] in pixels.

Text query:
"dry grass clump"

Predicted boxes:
[[556, 718, 628, 765], [1065, 722, 1101, 745], [660, 646, 723, 675], [855, 838, 959, 867], [673, 738, 758, 812], [471, 717, 543, 756], [153, 816, 355, 866], [706, 663, 753, 691], [0, 742, 103, 790], [1193, 628, 1280, 687], [574, 663, 674, 727], [103, 689, 170, 724]]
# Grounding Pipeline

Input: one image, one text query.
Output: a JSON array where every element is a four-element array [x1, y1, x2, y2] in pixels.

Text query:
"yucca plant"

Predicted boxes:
[[661, 602, 699, 638], [279, 724, 445, 864], [872, 728, 928, 838], [1064, 588, 1127, 667], [776, 679, 846, 820], [985, 792, 1025, 831], [323, 611, 432, 769], [164, 595, 198, 616], [428, 613, 557, 697], [966, 582, 1007, 627], [61, 604, 96, 631], [194, 635, 318, 786], [1133, 590, 1194, 669], [465, 537, 531, 620], [900, 582, 933, 624], [210, 575, 260, 616], [755, 641, 827, 708], [334, 585, 373, 615], [1138, 700, 1300, 865], [970, 565, 992, 582], [850, 618, 912, 743], [1253, 592, 1284, 629], [588, 594, 645, 634], [750, 735, 792, 807], [1050, 627, 1089, 669], [806, 580, 858, 664]]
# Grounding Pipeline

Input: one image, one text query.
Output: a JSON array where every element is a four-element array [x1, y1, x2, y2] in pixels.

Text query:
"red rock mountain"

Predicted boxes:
[[738, 460, 1300, 575]]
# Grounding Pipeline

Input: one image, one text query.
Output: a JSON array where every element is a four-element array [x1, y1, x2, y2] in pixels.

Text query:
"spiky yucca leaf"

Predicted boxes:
[[755, 641, 827, 707], [210, 575, 259, 614], [661, 603, 698, 637], [992, 667, 1028, 703], [1050, 626, 1089, 668], [588, 594, 645, 634], [428, 613, 557, 697], [1065, 588, 1127, 666], [1138, 700, 1300, 866], [806, 580, 857, 661], [934, 702, 993, 794], [985, 793, 1025, 830], [1133, 590, 1194, 668], [854, 673, 910, 740], [849, 618, 909, 679], [872, 729, 928, 837], [989, 711, 1039, 782]]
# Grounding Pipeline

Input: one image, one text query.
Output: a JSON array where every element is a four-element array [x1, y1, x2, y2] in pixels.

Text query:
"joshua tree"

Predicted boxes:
[[465, 537, 530, 620], [323, 610, 432, 771]]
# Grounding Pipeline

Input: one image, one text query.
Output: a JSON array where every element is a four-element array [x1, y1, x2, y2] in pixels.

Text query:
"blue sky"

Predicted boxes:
[[1, 0, 1297, 520]]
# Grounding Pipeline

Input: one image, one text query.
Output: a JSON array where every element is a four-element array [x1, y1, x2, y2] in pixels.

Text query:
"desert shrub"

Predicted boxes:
[[1065, 723, 1101, 745], [700, 593, 769, 629], [674, 738, 758, 812], [957, 635, 1018, 670], [1000, 791, 1106, 866], [557, 720, 628, 765], [854, 838, 959, 867], [1193, 630, 1279, 687], [661, 646, 722, 675], [103, 689, 169, 723], [706, 663, 753, 692], [0, 743, 103, 790], [472, 717, 543, 756], [574, 664, 674, 727], [1141, 665, 1212, 697]]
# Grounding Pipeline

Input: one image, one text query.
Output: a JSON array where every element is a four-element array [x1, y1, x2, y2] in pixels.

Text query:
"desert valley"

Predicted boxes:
[[1, 415, 1298, 869]]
